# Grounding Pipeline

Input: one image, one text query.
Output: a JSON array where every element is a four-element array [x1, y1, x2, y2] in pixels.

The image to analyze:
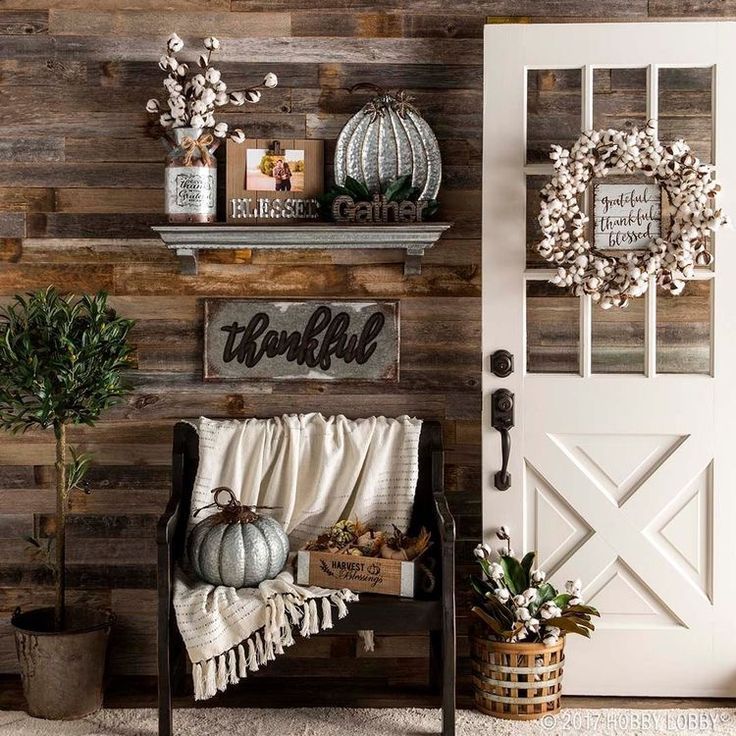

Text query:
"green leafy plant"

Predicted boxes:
[[0, 288, 134, 629], [317, 174, 439, 219], [471, 526, 600, 645]]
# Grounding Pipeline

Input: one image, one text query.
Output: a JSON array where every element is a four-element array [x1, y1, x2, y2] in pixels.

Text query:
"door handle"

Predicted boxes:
[[491, 389, 514, 491]]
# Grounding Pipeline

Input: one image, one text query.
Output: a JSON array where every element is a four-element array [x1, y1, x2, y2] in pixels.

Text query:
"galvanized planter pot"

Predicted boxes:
[[12, 606, 114, 720], [470, 629, 565, 720]]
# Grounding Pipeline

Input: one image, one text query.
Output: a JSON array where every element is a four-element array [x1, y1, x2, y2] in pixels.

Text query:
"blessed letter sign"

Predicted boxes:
[[204, 299, 399, 381], [593, 183, 662, 250]]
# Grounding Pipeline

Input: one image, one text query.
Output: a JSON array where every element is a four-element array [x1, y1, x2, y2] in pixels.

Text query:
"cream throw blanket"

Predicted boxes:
[[173, 414, 423, 700]]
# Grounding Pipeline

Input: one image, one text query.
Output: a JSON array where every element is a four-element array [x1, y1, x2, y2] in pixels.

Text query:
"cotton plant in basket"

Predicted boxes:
[[471, 527, 600, 645], [145, 33, 278, 222]]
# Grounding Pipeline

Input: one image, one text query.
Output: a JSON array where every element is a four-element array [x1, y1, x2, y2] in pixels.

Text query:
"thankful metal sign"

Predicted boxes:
[[203, 299, 399, 381]]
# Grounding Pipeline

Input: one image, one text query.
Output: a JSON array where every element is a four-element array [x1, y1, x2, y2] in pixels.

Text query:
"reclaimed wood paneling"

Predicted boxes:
[[0, 0, 722, 702]]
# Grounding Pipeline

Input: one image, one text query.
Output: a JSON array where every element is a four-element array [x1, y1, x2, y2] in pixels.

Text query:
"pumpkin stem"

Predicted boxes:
[[193, 486, 283, 525]]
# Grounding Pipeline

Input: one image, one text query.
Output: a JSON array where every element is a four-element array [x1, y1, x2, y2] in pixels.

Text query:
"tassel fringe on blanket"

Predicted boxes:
[[190, 586, 358, 701]]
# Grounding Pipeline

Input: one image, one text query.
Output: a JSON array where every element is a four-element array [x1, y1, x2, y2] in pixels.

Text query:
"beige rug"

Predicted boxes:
[[1, 708, 735, 736]]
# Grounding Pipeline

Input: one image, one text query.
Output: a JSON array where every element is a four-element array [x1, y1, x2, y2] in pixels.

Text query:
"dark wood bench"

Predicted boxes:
[[157, 419, 456, 736]]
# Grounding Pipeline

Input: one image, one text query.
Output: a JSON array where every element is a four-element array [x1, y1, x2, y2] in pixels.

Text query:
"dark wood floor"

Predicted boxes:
[[1, 675, 735, 712]]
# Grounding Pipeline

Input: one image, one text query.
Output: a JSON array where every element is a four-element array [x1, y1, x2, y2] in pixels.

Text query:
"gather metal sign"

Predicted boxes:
[[203, 299, 399, 381]]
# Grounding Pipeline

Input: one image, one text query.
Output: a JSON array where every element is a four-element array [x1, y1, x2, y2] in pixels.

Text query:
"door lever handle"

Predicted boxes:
[[491, 389, 515, 491]]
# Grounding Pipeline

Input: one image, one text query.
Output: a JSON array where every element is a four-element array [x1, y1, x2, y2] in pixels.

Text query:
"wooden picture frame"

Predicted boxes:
[[226, 138, 324, 224]]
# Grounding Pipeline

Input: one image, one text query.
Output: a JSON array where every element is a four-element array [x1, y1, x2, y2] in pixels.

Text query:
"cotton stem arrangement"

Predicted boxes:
[[146, 33, 278, 143]]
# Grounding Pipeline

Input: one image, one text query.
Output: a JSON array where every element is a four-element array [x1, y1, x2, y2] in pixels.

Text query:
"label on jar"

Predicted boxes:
[[165, 166, 216, 215]]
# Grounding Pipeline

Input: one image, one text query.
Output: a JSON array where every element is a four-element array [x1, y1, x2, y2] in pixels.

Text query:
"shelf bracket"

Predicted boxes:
[[176, 248, 198, 275], [404, 248, 425, 276]]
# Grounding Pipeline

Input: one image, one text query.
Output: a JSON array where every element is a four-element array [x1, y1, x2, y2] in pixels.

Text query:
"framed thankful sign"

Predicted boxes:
[[203, 299, 399, 381], [226, 138, 324, 223], [593, 182, 662, 251]]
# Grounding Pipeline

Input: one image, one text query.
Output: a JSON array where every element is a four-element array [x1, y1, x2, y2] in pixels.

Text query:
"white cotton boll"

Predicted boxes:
[[263, 72, 278, 88], [191, 74, 206, 92], [213, 122, 229, 138], [495, 588, 511, 604], [205, 67, 221, 84], [190, 114, 205, 128], [204, 113, 215, 127], [159, 113, 174, 128], [146, 99, 160, 113], [190, 99, 207, 115], [513, 595, 526, 607], [176, 64, 188, 77], [198, 53, 209, 69], [167, 33, 184, 53], [489, 562, 504, 580], [245, 89, 262, 104], [515, 607, 531, 622], [230, 128, 246, 144], [200, 88, 216, 106], [531, 570, 546, 584], [215, 91, 228, 106], [204, 36, 221, 50], [229, 91, 246, 105], [159, 55, 175, 71]]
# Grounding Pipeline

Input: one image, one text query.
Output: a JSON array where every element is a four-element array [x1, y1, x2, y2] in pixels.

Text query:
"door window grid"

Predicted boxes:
[[524, 64, 715, 378]]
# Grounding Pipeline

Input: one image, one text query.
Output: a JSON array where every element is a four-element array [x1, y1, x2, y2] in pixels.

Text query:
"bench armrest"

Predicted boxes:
[[157, 493, 182, 546], [433, 492, 456, 546]]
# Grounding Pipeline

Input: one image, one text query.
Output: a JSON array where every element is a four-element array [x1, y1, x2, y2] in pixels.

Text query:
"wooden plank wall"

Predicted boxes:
[[0, 0, 723, 699]]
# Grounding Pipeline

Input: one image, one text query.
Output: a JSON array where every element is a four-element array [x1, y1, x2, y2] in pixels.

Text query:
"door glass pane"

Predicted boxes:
[[592, 67, 647, 131], [658, 67, 713, 164], [527, 175, 548, 268], [592, 298, 645, 374], [657, 280, 711, 374], [526, 69, 582, 164], [526, 280, 579, 373]]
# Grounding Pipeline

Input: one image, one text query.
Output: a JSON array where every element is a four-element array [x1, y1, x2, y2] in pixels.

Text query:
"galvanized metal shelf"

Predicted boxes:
[[152, 223, 452, 276]]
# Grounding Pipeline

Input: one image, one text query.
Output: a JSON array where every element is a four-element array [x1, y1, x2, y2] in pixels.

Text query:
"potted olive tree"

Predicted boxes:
[[0, 288, 134, 719]]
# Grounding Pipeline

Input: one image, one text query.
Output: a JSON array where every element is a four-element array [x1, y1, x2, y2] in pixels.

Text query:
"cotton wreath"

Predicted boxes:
[[537, 122, 729, 309]]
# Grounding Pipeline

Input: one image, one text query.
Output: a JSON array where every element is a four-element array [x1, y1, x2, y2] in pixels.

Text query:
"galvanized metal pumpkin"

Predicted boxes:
[[334, 84, 442, 201], [188, 487, 289, 588]]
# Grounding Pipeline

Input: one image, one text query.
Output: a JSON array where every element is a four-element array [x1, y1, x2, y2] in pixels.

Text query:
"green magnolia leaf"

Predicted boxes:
[[536, 582, 557, 604], [553, 593, 573, 609], [344, 176, 371, 201], [500, 555, 526, 595], [520, 551, 535, 583], [384, 175, 413, 202]]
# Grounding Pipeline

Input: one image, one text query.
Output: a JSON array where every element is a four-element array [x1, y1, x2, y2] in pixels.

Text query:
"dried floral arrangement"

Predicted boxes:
[[538, 121, 729, 309], [304, 519, 431, 562], [145, 33, 278, 143], [471, 527, 599, 646]]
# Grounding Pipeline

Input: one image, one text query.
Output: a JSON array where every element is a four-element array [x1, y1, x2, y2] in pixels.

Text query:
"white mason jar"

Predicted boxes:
[[164, 127, 219, 223]]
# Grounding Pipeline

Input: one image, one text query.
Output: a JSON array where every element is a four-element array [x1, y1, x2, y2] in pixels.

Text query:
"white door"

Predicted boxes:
[[482, 22, 736, 696]]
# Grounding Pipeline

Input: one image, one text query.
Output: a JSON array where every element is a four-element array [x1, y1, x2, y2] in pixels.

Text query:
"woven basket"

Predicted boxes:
[[470, 630, 565, 720]]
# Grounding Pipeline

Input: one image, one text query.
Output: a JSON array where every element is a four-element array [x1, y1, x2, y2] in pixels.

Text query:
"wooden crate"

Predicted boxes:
[[296, 550, 416, 597]]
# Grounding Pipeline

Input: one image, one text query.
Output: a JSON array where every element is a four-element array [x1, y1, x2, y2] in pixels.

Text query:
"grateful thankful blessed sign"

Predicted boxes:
[[204, 299, 399, 381], [593, 183, 662, 250]]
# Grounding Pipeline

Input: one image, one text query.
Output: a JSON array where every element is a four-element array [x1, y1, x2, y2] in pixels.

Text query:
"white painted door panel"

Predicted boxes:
[[482, 22, 736, 695]]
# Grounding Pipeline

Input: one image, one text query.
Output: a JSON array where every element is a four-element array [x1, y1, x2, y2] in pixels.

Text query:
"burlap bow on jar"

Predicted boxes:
[[181, 133, 214, 166]]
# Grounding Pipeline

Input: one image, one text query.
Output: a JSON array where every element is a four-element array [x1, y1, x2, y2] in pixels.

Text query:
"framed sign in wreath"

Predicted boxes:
[[537, 122, 729, 309]]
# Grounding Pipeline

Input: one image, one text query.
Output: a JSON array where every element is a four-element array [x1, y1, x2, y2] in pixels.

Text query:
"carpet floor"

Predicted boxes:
[[1, 708, 735, 736]]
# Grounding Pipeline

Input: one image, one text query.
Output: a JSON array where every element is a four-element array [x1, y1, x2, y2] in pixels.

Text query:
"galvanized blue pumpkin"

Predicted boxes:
[[188, 487, 289, 588]]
